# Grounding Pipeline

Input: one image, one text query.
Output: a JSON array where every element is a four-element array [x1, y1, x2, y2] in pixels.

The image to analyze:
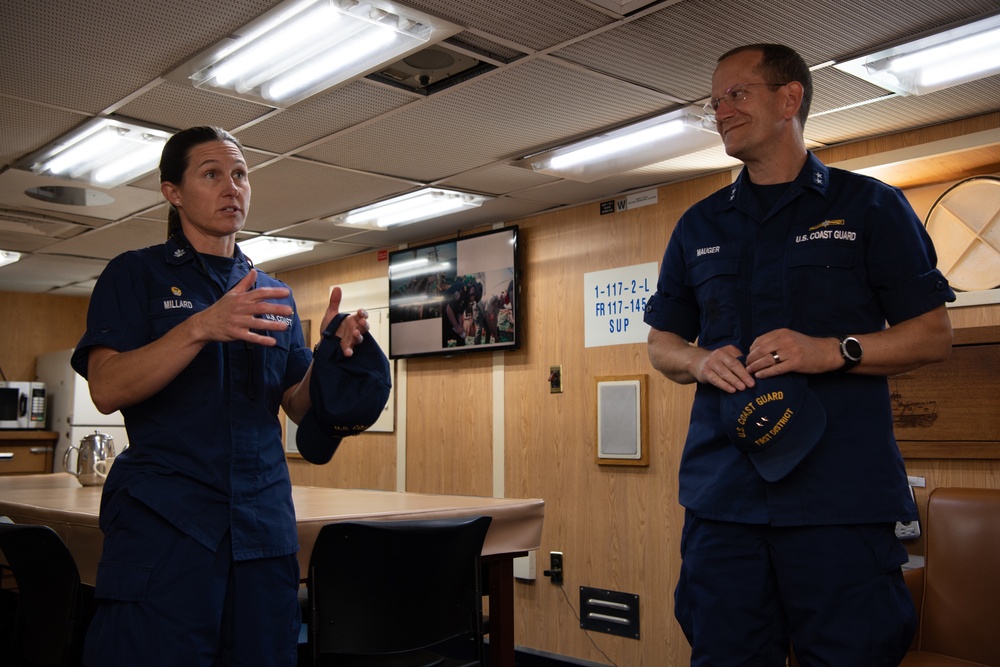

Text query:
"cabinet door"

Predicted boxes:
[[0, 443, 53, 475]]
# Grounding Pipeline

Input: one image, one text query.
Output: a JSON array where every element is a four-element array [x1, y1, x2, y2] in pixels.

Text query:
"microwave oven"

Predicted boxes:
[[0, 381, 47, 429]]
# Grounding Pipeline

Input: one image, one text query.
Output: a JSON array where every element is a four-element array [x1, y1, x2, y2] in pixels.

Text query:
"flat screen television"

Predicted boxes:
[[388, 226, 519, 359]]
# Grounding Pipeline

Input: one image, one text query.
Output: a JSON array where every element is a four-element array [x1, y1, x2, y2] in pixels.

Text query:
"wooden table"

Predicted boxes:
[[0, 474, 544, 667]]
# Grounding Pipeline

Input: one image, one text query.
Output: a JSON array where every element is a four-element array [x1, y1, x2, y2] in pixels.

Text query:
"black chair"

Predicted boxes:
[[0, 521, 92, 667], [305, 515, 492, 667]]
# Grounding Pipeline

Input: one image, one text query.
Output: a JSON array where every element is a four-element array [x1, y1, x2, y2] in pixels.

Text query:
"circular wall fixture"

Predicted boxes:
[[25, 185, 115, 207], [923, 175, 1000, 292]]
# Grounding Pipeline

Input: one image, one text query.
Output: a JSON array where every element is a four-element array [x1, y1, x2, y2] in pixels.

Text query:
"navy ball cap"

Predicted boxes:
[[720, 372, 826, 482], [296, 313, 391, 464]]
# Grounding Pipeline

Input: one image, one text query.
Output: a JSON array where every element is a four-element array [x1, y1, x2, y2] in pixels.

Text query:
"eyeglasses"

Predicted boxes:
[[703, 82, 788, 120]]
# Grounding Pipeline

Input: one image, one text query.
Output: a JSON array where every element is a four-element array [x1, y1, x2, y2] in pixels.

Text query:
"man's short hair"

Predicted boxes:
[[719, 44, 812, 127]]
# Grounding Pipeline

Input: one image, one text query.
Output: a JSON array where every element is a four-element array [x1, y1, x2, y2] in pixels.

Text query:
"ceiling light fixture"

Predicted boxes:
[[329, 188, 492, 231], [240, 236, 316, 264], [834, 14, 1000, 96], [0, 250, 21, 269], [165, 0, 461, 108], [516, 107, 721, 182], [17, 118, 173, 188]]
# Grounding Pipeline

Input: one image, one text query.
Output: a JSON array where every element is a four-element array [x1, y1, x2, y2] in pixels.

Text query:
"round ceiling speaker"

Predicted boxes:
[[923, 175, 1000, 292]]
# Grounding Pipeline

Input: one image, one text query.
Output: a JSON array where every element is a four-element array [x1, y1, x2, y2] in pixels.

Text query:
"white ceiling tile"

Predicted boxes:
[[39, 219, 167, 260], [244, 159, 418, 233], [237, 82, 419, 155], [0, 253, 109, 292], [437, 163, 560, 194], [299, 58, 680, 181], [0, 170, 163, 224], [115, 81, 274, 134]]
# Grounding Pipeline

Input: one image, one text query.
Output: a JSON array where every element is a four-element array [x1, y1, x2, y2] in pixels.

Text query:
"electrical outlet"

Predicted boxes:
[[543, 551, 563, 584]]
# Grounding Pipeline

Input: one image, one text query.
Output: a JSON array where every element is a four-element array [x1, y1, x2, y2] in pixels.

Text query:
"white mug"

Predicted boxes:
[[94, 458, 113, 479]]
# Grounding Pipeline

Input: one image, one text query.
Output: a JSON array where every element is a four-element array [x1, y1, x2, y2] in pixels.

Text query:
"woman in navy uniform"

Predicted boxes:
[[72, 127, 369, 666]]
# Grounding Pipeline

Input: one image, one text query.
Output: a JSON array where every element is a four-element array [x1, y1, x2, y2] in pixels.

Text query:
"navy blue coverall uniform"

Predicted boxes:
[[643, 152, 955, 665], [71, 232, 311, 666]]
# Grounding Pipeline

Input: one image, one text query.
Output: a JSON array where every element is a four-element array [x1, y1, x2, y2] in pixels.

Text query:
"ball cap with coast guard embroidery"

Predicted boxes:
[[296, 313, 391, 465], [720, 371, 826, 482]]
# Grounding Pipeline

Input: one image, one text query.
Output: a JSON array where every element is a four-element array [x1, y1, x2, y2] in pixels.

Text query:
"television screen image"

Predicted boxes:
[[388, 226, 519, 359]]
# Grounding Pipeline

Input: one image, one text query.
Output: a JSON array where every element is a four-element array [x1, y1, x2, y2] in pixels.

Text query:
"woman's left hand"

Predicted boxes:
[[321, 286, 370, 358]]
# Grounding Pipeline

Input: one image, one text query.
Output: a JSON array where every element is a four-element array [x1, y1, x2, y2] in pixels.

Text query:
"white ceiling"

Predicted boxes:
[[1, 0, 999, 295]]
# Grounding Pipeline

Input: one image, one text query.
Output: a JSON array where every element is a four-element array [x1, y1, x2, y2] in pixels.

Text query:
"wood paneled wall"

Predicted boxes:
[[499, 182, 719, 665], [0, 292, 90, 381], [1, 112, 996, 667], [279, 254, 399, 491]]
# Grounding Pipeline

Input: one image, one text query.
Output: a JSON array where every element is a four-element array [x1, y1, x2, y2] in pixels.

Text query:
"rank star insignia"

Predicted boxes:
[[174, 249, 186, 258], [812, 171, 824, 185]]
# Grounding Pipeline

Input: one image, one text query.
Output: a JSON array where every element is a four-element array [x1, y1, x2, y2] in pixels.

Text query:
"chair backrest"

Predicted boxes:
[[307, 515, 492, 660], [918, 487, 1000, 666], [0, 522, 83, 666]]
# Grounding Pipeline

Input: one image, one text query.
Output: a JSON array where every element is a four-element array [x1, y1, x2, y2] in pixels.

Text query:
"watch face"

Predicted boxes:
[[843, 337, 863, 361]]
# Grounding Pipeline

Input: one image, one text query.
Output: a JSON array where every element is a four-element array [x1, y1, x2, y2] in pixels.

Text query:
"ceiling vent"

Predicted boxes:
[[367, 44, 493, 93]]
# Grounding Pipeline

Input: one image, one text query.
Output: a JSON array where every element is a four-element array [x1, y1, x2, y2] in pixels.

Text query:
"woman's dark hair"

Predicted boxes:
[[718, 44, 813, 127], [160, 126, 244, 241]]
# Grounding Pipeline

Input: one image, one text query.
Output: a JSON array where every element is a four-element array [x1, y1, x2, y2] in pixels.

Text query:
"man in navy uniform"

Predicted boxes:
[[644, 44, 954, 666]]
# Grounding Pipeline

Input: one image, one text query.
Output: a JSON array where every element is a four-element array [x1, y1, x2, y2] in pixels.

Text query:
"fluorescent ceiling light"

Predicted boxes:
[[834, 14, 1000, 95], [17, 118, 173, 188], [516, 107, 721, 182], [0, 250, 21, 269], [165, 0, 460, 108], [329, 189, 492, 231], [240, 236, 316, 264]]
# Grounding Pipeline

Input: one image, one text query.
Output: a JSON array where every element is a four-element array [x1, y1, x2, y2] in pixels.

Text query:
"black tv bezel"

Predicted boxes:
[[387, 226, 520, 360]]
